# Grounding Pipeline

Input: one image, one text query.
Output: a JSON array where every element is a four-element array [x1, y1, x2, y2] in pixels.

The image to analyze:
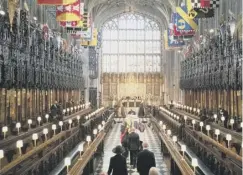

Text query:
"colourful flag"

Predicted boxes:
[[56, 0, 81, 21], [171, 10, 197, 39], [164, 30, 185, 50], [59, 21, 83, 27], [187, 0, 214, 19], [89, 28, 98, 46], [37, 0, 77, 5], [175, 5, 198, 30]]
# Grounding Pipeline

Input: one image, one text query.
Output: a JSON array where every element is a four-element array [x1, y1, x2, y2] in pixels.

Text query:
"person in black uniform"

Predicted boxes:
[[128, 128, 140, 169], [107, 145, 128, 175], [137, 143, 156, 175]]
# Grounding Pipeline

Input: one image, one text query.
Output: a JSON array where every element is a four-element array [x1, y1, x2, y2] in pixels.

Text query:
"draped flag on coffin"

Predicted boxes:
[[37, 0, 77, 5], [187, 0, 215, 19], [56, 0, 81, 21]]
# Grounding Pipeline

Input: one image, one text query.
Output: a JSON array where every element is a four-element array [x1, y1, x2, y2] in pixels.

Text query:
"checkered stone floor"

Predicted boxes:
[[95, 123, 169, 175]]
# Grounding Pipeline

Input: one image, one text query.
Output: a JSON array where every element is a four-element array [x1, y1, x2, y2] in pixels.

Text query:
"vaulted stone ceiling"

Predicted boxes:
[[87, 0, 178, 29]]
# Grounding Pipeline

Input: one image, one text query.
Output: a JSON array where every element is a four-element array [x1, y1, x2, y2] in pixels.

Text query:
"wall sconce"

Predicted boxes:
[[226, 134, 232, 148], [32, 133, 38, 147], [215, 129, 220, 142], [86, 135, 91, 146], [181, 145, 186, 160], [2, 126, 8, 139], [69, 119, 72, 129], [52, 124, 57, 135], [229, 18, 236, 38], [197, 109, 200, 114], [77, 115, 80, 124], [16, 122, 21, 135], [102, 121, 105, 126], [0, 10, 5, 16], [16, 140, 23, 156], [59, 121, 63, 131], [93, 129, 98, 137], [213, 114, 217, 122], [192, 158, 198, 173], [184, 116, 187, 123], [159, 121, 163, 126], [199, 122, 204, 132], [172, 135, 177, 145], [33, 16, 37, 21], [45, 114, 49, 123], [64, 157, 71, 173], [230, 119, 234, 130], [28, 119, 32, 129], [0, 149, 4, 169], [98, 124, 102, 131], [43, 128, 48, 141], [209, 29, 214, 33], [78, 144, 84, 158], [192, 120, 196, 130], [162, 125, 166, 131], [221, 116, 225, 122], [206, 125, 211, 136], [37, 117, 42, 126], [167, 130, 171, 136]]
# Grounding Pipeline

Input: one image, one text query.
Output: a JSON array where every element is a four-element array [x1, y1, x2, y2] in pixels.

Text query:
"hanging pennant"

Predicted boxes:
[[82, 9, 89, 31], [187, 0, 215, 19], [59, 21, 83, 27], [164, 30, 185, 50], [210, 0, 220, 8], [89, 28, 98, 46], [79, 27, 93, 40], [191, 0, 220, 8], [171, 11, 196, 39], [80, 0, 85, 15], [175, 6, 198, 30], [56, 0, 81, 22], [66, 27, 83, 34], [37, 0, 77, 5]]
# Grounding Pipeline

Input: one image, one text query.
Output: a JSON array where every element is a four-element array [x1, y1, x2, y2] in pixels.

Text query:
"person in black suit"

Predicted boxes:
[[128, 128, 140, 168], [107, 145, 128, 175], [137, 143, 156, 175], [50, 101, 58, 120]]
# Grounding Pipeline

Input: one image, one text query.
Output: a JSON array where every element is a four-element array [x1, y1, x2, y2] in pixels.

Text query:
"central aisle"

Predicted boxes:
[[95, 123, 169, 175]]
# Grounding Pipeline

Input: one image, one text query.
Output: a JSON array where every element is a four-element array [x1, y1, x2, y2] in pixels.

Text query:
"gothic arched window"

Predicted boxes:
[[101, 13, 161, 73]]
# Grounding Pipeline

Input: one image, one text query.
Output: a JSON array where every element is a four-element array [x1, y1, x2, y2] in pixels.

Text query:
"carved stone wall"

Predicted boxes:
[[102, 73, 163, 106]]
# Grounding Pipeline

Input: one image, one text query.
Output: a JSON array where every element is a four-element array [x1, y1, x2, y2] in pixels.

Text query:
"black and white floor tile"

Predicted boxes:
[[95, 123, 169, 175]]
